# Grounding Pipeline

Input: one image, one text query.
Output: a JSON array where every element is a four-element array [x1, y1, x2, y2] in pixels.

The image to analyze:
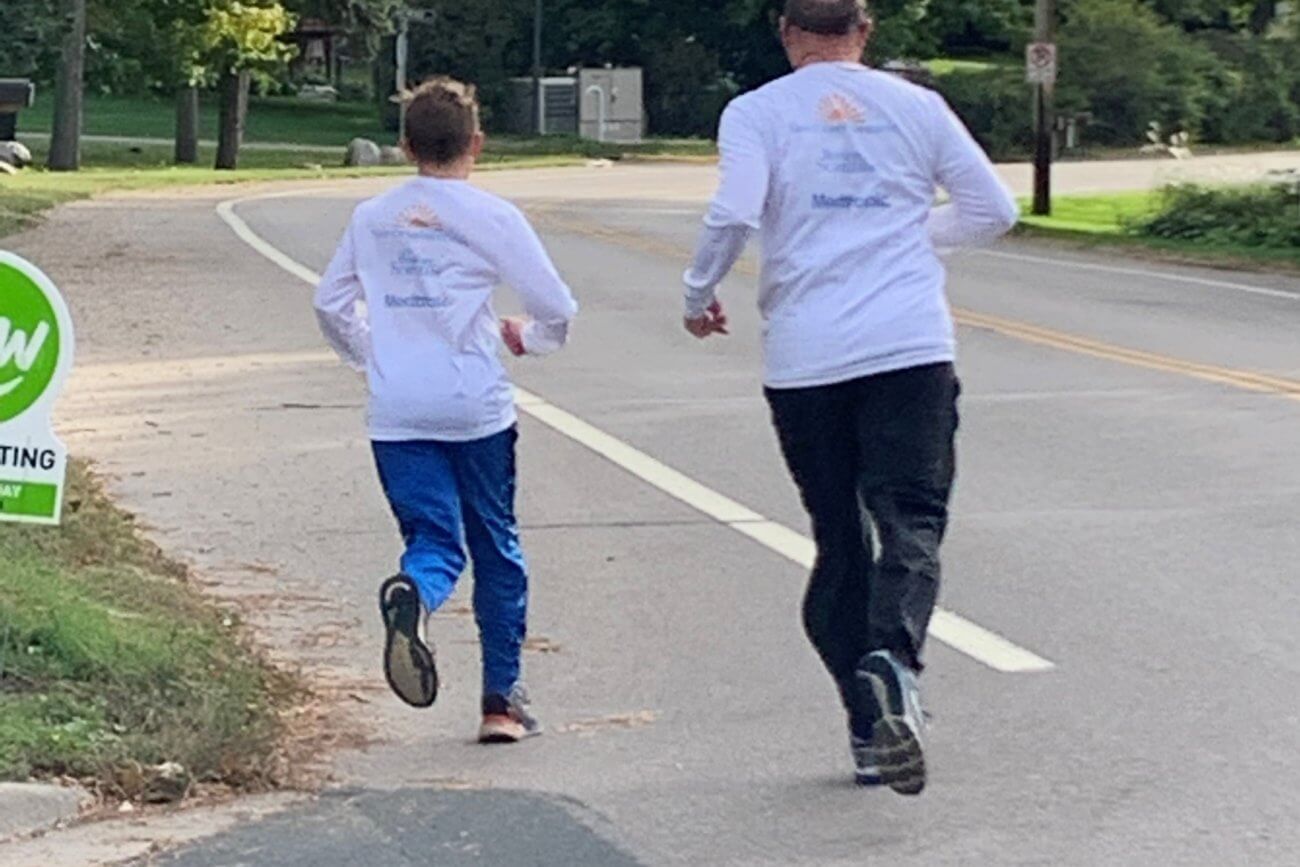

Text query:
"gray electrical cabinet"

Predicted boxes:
[[506, 68, 643, 143], [578, 68, 643, 144], [508, 77, 579, 136]]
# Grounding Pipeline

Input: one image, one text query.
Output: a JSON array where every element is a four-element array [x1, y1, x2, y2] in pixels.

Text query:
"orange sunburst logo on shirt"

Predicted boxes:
[[819, 93, 865, 125], [398, 204, 443, 229]]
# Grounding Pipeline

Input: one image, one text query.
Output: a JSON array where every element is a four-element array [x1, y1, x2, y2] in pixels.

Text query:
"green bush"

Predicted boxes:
[[1197, 33, 1300, 144], [935, 68, 1034, 160], [1057, 0, 1230, 145], [1126, 182, 1300, 249]]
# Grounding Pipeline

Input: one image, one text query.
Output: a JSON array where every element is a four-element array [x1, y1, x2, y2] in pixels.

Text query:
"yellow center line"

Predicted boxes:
[[528, 208, 1300, 404], [953, 310, 1300, 398]]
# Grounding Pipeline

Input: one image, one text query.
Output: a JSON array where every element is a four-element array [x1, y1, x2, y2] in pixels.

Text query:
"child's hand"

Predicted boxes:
[[684, 300, 729, 339], [501, 317, 528, 357]]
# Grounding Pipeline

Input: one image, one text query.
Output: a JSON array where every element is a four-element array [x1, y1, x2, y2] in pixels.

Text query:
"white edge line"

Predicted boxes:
[[518, 388, 1055, 675], [217, 192, 1057, 675], [216, 195, 328, 287], [973, 248, 1299, 301]]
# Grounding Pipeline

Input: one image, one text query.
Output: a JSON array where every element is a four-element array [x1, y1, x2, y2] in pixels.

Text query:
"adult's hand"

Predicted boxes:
[[684, 300, 729, 339], [501, 316, 528, 357]]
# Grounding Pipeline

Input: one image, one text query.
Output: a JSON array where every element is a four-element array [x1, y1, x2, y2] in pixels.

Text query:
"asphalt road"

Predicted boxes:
[[10, 163, 1297, 866]]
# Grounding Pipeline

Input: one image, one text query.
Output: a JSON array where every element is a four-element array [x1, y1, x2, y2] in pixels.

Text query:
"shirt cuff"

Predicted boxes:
[[682, 270, 716, 319], [521, 320, 568, 356]]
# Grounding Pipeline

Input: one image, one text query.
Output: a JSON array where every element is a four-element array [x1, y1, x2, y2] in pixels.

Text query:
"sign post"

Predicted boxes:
[[394, 9, 439, 142], [1029, 0, 1058, 217], [0, 252, 75, 525]]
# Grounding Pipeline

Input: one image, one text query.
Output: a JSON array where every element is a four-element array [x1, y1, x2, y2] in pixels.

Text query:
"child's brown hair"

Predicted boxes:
[[402, 76, 481, 165]]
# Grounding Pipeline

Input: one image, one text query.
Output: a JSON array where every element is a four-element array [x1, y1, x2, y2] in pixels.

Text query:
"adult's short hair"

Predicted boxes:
[[402, 76, 480, 165], [783, 0, 870, 36]]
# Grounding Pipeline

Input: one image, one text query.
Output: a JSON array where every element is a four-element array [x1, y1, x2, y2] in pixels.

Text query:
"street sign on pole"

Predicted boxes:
[[1025, 42, 1058, 87]]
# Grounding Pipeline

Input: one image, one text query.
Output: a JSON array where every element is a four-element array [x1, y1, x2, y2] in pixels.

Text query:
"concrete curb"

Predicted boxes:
[[0, 783, 89, 842]]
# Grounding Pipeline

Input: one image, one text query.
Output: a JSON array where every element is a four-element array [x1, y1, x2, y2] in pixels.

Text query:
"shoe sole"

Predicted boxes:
[[854, 768, 886, 787], [857, 656, 927, 796], [870, 716, 926, 796], [478, 722, 542, 745], [379, 576, 438, 709]]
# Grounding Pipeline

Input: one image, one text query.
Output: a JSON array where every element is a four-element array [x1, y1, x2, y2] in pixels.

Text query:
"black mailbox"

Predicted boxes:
[[0, 79, 36, 141]]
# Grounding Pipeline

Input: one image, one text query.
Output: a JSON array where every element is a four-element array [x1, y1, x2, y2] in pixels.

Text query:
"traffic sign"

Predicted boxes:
[[1026, 42, 1058, 86]]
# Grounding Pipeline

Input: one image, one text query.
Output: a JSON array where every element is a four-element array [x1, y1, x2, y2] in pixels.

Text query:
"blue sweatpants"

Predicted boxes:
[[372, 427, 528, 699]]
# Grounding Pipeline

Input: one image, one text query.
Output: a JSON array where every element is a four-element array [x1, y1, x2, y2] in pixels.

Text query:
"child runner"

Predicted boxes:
[[313, 77, 578, 744]]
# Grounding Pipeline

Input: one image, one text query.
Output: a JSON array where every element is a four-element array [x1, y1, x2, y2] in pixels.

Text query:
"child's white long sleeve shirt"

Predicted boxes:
[[315, 177, 577, 442]]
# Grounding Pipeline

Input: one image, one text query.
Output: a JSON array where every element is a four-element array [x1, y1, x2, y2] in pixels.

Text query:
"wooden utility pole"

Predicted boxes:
[[1031, 0, 1057, 216], [533, 0, 544, 135], [47, 0, 86, 171]]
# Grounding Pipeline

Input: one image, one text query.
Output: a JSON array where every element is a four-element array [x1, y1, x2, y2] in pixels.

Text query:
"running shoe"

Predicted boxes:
[[379, 575, 438, 708], [856, 650, 927, 795], [478, 684, 543, 744]]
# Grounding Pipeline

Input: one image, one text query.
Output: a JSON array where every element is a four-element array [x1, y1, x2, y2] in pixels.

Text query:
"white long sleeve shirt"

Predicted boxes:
[[685, 62, 1019, 389], [315, 177, 578, 442]]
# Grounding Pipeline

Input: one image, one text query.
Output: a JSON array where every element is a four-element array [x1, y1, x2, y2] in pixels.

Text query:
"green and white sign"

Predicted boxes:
[[0, 252, 74, 525]]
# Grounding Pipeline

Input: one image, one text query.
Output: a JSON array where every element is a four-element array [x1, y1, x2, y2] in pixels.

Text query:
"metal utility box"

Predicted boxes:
[[508, 77, 580, 136], [506, 68, 644, 143], [578, 68, 643, 144], [0, 79, 36, 141]]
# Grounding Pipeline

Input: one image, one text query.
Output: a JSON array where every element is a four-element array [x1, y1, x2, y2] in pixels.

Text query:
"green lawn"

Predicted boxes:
[[925, 56, 1017, 76], [1018, 192, 1158, 235], [16, 92, 719, 160], [0, 463, 296, 796], [21, 92, 391, 147], [1017, 191, 1300, 271]]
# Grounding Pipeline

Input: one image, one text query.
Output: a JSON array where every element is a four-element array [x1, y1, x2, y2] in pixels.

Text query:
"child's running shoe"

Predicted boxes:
[[379, 575, 438, 708], [478, 684, 542, 744]]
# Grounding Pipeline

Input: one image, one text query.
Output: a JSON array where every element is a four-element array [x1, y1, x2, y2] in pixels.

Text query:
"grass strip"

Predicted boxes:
[[0, 462, 296, 799], [1016, 191, 1300, 273]]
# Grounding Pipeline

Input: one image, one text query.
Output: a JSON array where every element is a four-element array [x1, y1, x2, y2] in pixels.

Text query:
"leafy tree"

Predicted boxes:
[[0, 0, 61, 80], [191, 1, 297, 169], [400, 0, 529, 127], [1139, 0, 1278, 32], [867, 0, 933, 60], [919, 0, 1032, 54]]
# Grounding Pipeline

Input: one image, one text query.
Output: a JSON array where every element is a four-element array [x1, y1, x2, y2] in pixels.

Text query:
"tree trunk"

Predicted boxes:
[[214, 70, 250, 171], [174, 86, 199, 164], [1248, 1, 1277, 35], [47, 0, 87, 172]]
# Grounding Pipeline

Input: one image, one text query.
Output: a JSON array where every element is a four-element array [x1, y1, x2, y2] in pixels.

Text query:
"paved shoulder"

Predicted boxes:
[[0, 783, 86, 841], [141, 789, 642, 867]]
